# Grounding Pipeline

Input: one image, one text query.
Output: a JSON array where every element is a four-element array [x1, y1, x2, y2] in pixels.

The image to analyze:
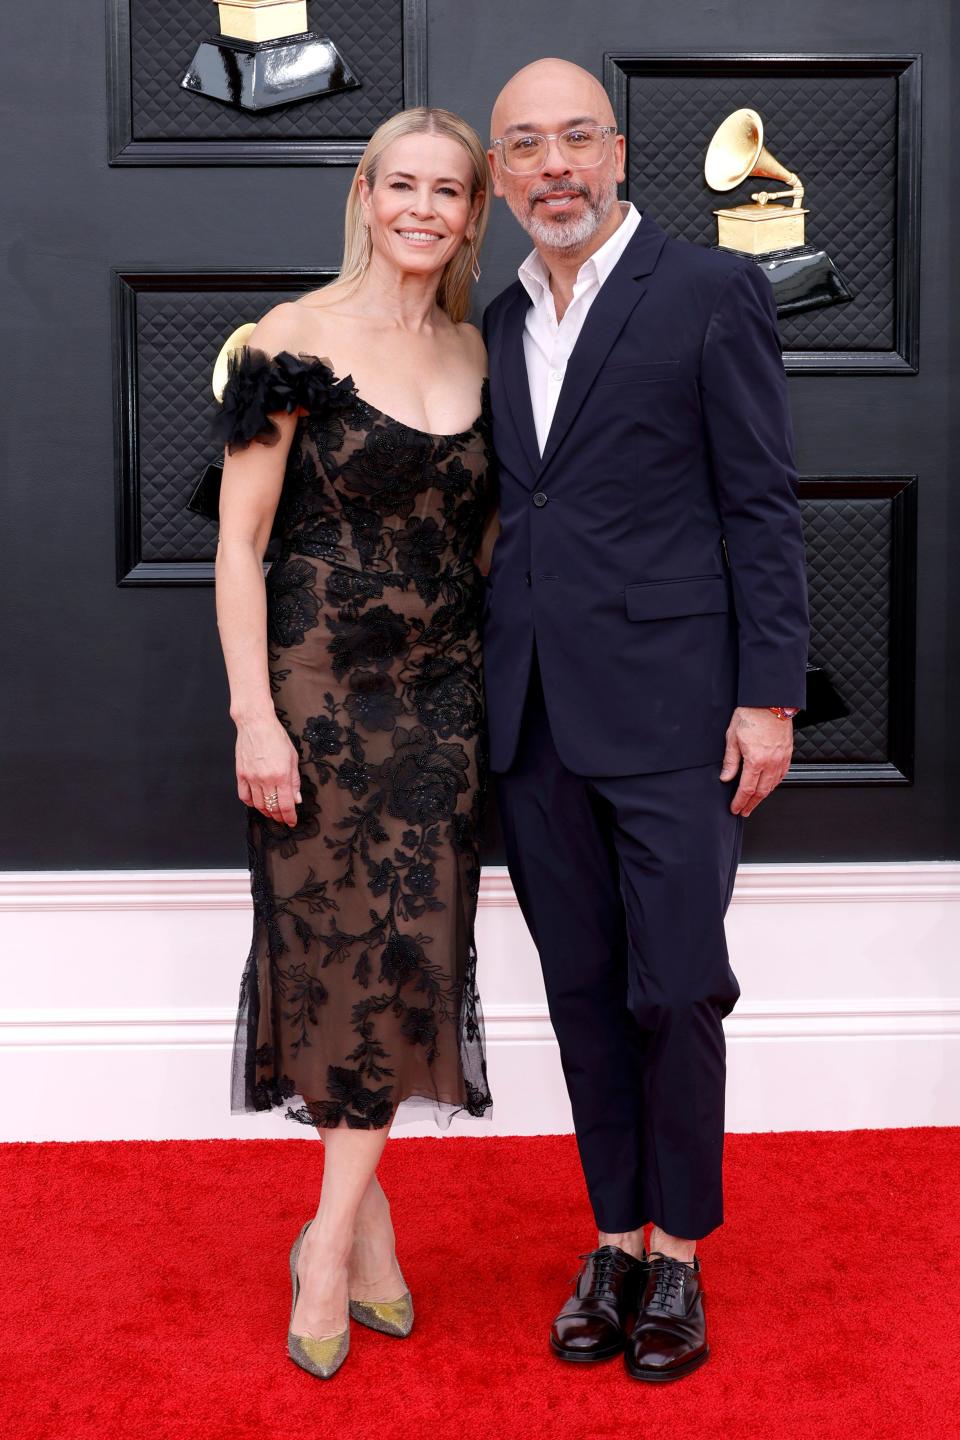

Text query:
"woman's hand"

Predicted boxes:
[[234, 713, 302, 826]]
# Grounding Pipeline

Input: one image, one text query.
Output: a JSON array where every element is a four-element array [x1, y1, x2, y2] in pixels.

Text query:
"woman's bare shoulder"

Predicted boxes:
[[248, 301, 316, 359], [456, 320, 488, 371]]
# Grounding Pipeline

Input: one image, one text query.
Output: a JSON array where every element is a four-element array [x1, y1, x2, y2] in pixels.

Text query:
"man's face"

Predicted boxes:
[[488, 71, 626, 253]]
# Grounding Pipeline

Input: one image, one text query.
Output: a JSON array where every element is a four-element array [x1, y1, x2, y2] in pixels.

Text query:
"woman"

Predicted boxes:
[[212, 107, 495, 1379]]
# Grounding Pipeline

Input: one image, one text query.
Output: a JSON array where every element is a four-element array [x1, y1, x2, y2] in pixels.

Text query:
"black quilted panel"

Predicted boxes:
[[133, 296, 900, 772], [137, 286, 324, 563], [130, 0, 403, 141], [625, 69, 897, 351], [793, 496, 890, 763]]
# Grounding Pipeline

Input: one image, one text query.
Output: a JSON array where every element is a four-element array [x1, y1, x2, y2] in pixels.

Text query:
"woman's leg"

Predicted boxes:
[[349, 1173, 408, 1302], [291, 1124, 391, 1339]]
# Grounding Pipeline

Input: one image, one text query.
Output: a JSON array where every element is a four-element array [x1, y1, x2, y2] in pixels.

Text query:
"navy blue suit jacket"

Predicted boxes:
[[481, 213, 810, 776]]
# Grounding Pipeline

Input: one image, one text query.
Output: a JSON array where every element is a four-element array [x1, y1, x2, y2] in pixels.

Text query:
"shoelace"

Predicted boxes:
[[573, 1246, 633, 1300], [646, 1253, 691, 1311]]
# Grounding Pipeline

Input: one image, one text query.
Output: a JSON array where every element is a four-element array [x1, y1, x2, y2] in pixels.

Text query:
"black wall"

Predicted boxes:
[[3, 1, 957, 867]]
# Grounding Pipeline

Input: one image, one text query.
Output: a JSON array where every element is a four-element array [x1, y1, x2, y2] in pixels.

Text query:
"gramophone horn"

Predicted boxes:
[[704, 108, 803, 205], [212, 322, 258, 402]]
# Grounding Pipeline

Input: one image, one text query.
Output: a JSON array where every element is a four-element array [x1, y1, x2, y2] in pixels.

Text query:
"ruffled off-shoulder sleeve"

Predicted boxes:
[[211, 345, 352, 455]]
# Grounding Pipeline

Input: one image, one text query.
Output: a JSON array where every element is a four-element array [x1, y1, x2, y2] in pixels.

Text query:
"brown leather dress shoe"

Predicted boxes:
[[624, 1252, 709, 1382], [550, 1245, 646, 1362]]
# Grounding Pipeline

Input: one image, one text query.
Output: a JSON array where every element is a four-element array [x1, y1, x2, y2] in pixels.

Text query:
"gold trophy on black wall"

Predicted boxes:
[[705, 108, 853, 315], [188, 322, 265, 535], [182, 0, 360, 111]]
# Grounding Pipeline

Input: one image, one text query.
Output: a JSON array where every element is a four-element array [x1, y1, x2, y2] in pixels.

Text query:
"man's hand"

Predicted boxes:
[[719, 707, 794, 816]]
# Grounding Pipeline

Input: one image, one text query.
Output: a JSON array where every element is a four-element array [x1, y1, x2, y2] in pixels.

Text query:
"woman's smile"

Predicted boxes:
[[395, 228, 445, 245]]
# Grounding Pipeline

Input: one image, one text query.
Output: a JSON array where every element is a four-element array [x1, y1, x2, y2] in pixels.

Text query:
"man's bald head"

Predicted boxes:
[[488, 58, 625, 257], [490, 58, 616, 140]]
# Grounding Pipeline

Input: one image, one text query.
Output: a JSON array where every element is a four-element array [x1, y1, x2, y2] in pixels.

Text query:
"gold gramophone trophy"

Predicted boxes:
[[704, 108, 852, 315], [211, 322, 258, 403], [182, 1, 360, 111], [187, 323, 261, 532]]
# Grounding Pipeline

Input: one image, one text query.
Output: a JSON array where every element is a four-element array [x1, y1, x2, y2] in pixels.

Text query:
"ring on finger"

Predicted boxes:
[[264, 789, 279, 812]]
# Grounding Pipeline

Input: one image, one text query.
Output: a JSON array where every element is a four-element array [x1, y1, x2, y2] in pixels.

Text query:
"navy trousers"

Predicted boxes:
[[495, 652, 743, 1239]]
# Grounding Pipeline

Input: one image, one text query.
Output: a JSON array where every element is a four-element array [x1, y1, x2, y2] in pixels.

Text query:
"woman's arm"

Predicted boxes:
[[213, 306, 305, 826], [476, 503, 500, 576], [459, 321, 500, 575]]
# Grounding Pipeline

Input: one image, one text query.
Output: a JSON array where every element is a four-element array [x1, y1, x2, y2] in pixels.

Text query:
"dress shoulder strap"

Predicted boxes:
[[210, 346, 352, 454]]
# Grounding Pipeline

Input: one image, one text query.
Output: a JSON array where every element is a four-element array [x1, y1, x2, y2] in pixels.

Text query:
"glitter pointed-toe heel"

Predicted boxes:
[[287, 1220, 350, 1379], [349, 1261, 414, 1339]]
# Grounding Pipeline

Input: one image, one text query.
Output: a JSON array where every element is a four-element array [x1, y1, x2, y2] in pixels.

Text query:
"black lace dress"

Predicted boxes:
[[212, 346, 494, 1128]]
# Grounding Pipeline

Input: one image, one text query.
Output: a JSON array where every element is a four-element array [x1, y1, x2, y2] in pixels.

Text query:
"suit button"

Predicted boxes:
[[533, 491, 548, 508], [524, 571, 531, 586]]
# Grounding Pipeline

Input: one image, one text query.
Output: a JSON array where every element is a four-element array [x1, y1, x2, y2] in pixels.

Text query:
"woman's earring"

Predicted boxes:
[[468, 236, 481, 283]]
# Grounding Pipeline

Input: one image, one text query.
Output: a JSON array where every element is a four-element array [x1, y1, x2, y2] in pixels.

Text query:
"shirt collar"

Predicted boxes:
[[517, 202, 642, 307]]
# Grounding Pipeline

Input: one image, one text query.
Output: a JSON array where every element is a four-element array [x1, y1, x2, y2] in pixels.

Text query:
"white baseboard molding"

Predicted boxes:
[[1, 863, 958, 1139], [2, 861, 957, 910], [4, 995, 959, 1048]]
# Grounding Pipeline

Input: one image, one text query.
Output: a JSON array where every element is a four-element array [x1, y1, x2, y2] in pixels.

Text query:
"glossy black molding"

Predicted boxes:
[[181, 32, 360, 111], [726, 244, 855, 317], [786, 477, 918, 787], [107, 0, 427, 165], [603, 53, 921, 374], [112, 267, 336, 586]]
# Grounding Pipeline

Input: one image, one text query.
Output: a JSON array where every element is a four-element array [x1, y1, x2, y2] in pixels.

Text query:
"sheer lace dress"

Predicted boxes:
[[213, 346, 494, 1128]]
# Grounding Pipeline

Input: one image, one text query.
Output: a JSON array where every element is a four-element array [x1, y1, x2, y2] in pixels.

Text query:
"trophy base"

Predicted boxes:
[[714, 204, 808, 254], [714, 243, 855, 317], [181, 33, 360, 111]]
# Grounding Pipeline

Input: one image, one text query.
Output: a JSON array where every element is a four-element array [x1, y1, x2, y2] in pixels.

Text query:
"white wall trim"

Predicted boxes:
[[2, 996, 960, 1050], [1, 861, 958, 911], [2, 863, 958, 1138]]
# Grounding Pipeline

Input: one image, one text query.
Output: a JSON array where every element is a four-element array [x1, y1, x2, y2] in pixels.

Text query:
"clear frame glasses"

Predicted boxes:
[[493, 125, 617, 175]]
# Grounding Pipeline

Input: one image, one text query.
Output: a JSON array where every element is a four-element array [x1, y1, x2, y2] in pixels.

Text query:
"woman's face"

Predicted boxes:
[[359, 132, 482, 281]]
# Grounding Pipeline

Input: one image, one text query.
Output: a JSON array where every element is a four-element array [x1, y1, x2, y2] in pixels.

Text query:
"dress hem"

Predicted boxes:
[[231, 1084, 493, 1131]]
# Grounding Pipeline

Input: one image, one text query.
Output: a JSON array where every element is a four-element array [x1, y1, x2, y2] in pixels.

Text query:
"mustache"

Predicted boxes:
[[527, 180, 590, 207]]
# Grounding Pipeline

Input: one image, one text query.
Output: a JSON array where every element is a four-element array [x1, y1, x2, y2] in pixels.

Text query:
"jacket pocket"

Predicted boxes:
[[625, 574, 729, 621], [596, 360, 679, 386]]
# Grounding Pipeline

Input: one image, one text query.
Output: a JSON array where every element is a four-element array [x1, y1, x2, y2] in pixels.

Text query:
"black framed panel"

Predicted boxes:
[[603, 53, 921, 373], [107, 0, 427, 165], [112, 268, 336, 586], [786, 477, 917, 785]]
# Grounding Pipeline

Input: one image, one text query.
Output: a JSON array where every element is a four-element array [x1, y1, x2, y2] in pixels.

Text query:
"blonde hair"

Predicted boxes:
[[327, 108, 490, 324]]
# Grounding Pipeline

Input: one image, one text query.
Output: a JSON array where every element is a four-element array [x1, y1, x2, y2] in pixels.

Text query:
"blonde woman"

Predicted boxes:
[[212, 108, 495, 1379]]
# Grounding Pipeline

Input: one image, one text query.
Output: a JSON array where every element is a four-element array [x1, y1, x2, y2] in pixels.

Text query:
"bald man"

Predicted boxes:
[[481, 60, 809, 1382]]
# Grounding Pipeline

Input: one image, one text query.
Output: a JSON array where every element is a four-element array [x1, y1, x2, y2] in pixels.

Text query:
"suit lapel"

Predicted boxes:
[[537, 215, 669, 477], [499, 286, 540, 482]]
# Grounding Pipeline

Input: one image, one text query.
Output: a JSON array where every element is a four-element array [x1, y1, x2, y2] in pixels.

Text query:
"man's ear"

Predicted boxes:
[[487, 149, 506, 198], [613, 134, 626, 187]]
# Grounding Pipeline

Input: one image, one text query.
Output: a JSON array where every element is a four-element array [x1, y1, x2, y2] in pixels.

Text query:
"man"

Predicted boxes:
[[482, 59, 809, 1383]]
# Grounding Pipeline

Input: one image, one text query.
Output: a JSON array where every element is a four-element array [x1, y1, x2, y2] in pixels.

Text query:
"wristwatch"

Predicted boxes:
[[768, 706, 800, 720]]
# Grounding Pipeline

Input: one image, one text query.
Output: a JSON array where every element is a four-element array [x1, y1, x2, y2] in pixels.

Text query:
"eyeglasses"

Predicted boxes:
[[492, 125, 617, 174]]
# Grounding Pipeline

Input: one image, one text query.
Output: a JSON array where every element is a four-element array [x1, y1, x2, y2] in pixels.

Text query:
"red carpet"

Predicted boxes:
[[1, 1129, 958, 1439]]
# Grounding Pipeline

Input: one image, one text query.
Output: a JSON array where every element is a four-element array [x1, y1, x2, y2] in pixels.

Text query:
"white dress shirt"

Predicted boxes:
[[518, 202, 642, 454]]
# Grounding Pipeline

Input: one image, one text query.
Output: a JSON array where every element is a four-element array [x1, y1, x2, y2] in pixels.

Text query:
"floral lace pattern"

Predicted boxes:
[[219, 348, 494, 1127]]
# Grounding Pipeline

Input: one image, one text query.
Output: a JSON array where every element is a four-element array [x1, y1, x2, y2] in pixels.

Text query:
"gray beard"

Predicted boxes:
[[510, 173, 619, 253]]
